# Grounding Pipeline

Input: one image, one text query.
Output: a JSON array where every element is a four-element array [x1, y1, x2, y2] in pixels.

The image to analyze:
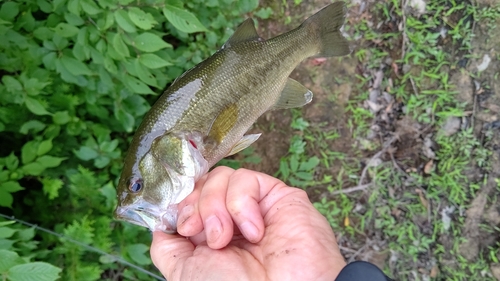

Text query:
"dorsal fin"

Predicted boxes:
[[222, 18, 261, 48]]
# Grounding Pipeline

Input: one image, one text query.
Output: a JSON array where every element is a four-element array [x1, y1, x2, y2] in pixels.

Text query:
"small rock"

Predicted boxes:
[[450, 71, 473, 105], [477, 54, 491, 72], [476, 112, 499, 123], [383, 91, 394, 103], [440, 116, 461, 137], [422, 136, 436, 159], [369, 89, 380, 103], [490, 263, 500, 281]]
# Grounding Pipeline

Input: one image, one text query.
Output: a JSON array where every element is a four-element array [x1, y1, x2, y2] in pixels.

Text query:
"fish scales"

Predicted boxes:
[[115, 2, 351, 232]]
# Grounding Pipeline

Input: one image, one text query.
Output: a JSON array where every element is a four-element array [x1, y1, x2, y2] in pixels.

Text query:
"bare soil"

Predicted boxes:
[[237, 0, 500, 279]]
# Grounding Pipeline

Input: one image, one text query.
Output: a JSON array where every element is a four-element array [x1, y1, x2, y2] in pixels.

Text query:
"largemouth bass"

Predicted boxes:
[[114, 2, 350, 232]]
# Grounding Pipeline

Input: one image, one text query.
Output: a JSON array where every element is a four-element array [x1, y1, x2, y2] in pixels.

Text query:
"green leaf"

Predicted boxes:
[[126, 244, 152, 265], [127, 7, 157, 30], [0, 182, 24, 193], [21, 141, 39, 164], [67, 0, 80, 15], [25, 97, 52, 116], [133, 32, 171, 52], [52, 111, 71, 125], [163, 5, 208, 33], [299, 156, 320, 171], [33, 27, 54, 40], [0, 250, 24, 272], [53, 23, 79, 37], [41, 177, 64, 200], [114, 10, 136, 33], [60, 56, 92, 76], [37, 0, 52, 13], [19, 120, 45, 135], [0, 227, 16, 239], [115, 108, 135, 132], [22, 162, 45, 176], [37, 139, 53, 156], [74, 146, 99, 161], [134, 59, 158, 87], [112, 33, 129, 58], [94, 156, 110, 168], [80, 0, 102, 15], [125, 75, 155, 94], [139, 53, 172, 69], [0, 2, 19, 22], [5, 153, 19, 171], [290, 155, 299, 172], [2, 76, 23, 92], [99, 139, 119, 153], [64, 12, 85, 26], [294, 171, 313, 181], [16, 227, 35, 241], [7, 262, 62, 281], [0, 191, 13, 208], [37, 156, 67, 168]]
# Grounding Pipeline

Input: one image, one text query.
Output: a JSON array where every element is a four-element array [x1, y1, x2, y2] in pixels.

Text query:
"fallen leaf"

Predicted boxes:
[[415, 189, 429, 209], [430, 265, 439, 278], [424, 159, 434, 174]]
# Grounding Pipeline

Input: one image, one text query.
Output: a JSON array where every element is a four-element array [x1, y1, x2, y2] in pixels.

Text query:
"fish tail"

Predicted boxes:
[[301, 2, 351, 57]]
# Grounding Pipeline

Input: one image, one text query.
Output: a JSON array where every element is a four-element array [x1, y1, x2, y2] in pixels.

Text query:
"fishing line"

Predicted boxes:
[[0, 213, 166, 281]]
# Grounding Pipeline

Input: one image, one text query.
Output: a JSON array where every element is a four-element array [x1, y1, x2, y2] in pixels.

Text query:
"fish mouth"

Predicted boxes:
[[114, 204, 178, 233]]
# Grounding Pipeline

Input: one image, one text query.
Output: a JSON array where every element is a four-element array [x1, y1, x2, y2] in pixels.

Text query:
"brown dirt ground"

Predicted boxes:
[[232, 0, 500, 279]]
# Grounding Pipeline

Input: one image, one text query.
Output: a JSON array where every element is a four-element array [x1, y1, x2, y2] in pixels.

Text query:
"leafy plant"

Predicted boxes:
[[0, 0, 259, 279]]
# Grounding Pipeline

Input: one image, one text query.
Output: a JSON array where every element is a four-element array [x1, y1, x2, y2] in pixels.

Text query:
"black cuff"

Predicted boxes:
[[335, 261, 394, 281]]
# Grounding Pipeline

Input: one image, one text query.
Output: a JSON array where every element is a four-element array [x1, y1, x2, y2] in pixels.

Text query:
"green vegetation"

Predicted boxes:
[[274, 0, 500, 280], [1, 0, 499, 280], [0, 0, 264, 280]]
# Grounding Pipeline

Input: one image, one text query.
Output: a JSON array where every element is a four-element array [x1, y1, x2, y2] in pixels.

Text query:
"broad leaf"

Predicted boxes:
[[112, 33, 130, 58], [60, 56, 92, 76], [133, 32, 171, 52], [139, 54, 172, 69], [25, 97, 51, 115], [7, 262, 62, 281], [128, 7, 157, 30], [114, 10, 136, 33], [53, 23, 79, 37], [163, 5, 208, 33]]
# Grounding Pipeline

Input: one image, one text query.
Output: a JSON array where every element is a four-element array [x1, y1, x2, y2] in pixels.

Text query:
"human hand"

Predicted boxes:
[[150, 167, 346, 281]]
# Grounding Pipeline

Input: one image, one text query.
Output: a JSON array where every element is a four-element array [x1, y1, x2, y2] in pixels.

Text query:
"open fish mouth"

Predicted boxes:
[[114, 204, 178, 233]]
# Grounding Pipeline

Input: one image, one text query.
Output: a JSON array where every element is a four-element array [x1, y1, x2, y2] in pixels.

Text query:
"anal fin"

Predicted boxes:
[[272, 78, 313, 110], [227, 134, 261, 156]]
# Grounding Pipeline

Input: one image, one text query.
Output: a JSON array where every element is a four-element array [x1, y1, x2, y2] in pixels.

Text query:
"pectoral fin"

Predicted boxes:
[[207, 103, 239, 144], [227, 134, 261, 156], [223, 18, 262, 48], [272, 78, 313, 110]]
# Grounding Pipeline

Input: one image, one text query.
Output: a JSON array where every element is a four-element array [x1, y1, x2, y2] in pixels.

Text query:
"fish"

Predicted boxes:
[[114, 2, 351, 232]]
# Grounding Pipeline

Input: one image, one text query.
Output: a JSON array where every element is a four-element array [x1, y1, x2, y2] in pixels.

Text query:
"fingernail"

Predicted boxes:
[[240, 221, 258, 242], [178, 205, 194, 226], [205, 215, 222, 244]]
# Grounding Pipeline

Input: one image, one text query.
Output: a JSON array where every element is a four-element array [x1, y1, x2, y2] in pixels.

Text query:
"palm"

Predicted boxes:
[[151, 168, 345, 281]]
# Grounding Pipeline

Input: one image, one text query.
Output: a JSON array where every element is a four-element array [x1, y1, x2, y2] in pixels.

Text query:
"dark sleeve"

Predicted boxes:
[[335, 261, 394, 281]]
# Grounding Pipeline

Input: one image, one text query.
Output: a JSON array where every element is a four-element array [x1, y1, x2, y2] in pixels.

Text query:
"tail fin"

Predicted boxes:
[[301, 2, 351, 57]]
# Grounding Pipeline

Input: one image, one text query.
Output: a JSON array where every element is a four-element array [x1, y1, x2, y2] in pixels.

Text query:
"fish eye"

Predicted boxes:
[[129, 179, 143, 193]]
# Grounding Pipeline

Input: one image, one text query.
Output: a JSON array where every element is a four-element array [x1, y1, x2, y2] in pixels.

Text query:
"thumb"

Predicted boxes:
[[150, 231, 194, 280]]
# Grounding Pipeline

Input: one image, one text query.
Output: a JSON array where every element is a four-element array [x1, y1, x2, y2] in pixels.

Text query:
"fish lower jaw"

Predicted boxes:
[[114, 205, 178, 233]]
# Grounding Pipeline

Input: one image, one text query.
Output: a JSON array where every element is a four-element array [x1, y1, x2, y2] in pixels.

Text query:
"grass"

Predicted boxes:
[[272, 0, 500, 280]]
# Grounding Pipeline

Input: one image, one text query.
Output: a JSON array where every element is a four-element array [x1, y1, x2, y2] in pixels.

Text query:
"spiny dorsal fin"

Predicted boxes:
[[223, 18, 261, 48], [272, 78, 313, 110]]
